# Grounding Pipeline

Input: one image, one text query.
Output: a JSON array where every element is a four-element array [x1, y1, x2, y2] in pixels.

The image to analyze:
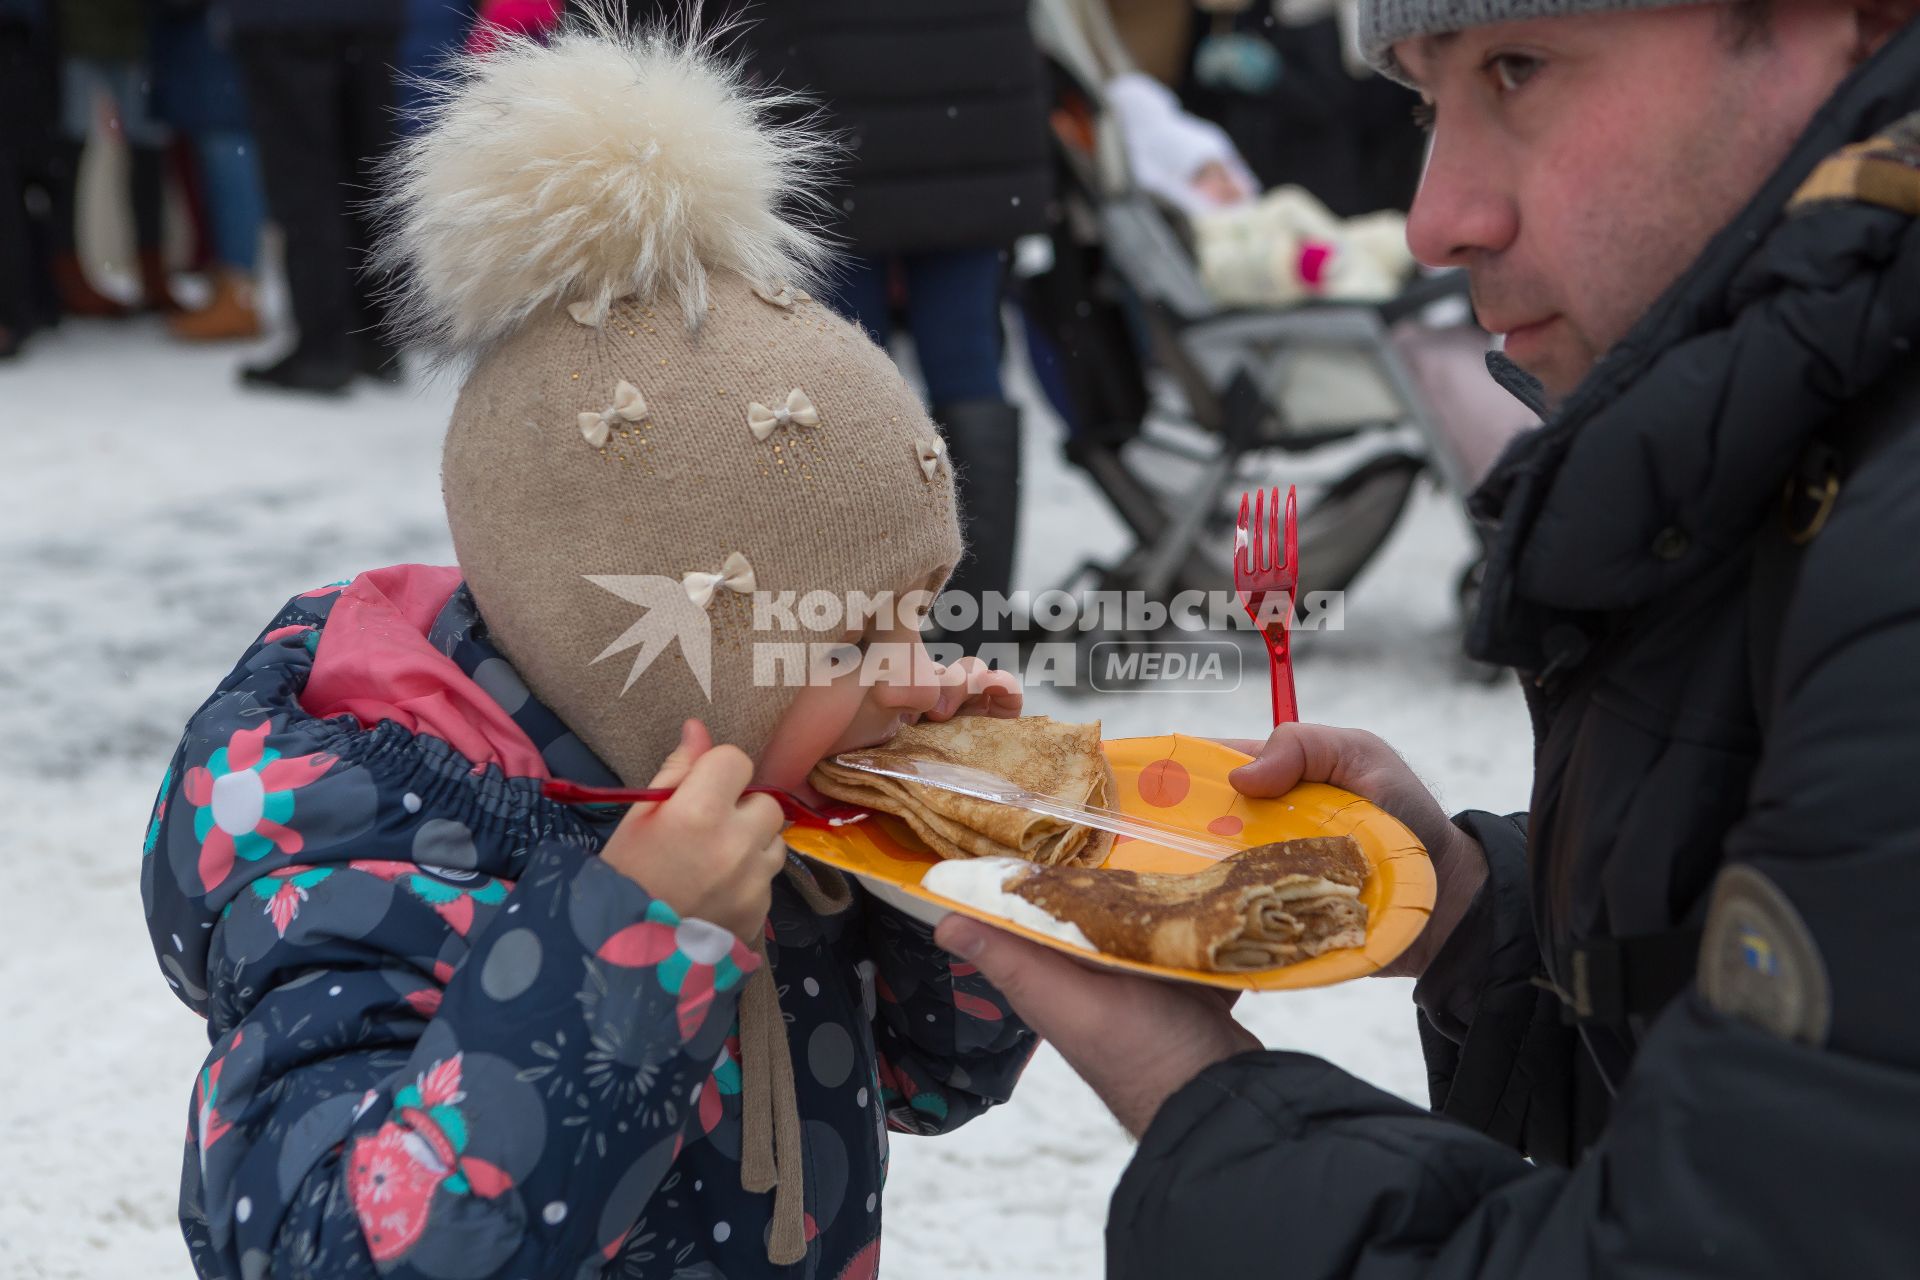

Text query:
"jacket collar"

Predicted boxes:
[[430, 584, 624, 788], [1467, 24, 1920, 672]]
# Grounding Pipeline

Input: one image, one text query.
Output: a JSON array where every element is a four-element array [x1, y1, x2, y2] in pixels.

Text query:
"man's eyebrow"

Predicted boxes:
[[1399, 31, 1461, 88]]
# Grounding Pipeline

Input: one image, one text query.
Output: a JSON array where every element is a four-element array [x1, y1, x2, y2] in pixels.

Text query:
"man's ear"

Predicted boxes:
[[1854, 0, 1920, 59]]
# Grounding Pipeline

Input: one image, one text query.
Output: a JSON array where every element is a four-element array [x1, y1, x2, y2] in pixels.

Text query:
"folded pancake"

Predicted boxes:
[[924, 836, 1370, 972], [809, 716, 1116, 866]]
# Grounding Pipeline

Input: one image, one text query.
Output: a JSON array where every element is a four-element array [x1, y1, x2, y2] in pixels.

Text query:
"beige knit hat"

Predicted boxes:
[[379, 19, 963, 1266], [381, 15, 962, 786]]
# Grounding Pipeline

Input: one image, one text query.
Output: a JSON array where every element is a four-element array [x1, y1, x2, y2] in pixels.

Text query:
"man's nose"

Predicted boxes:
[[1405, 123, 1519, 270]]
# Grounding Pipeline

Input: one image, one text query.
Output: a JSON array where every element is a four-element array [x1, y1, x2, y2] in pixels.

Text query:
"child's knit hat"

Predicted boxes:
[[381, 14, 961, 788]]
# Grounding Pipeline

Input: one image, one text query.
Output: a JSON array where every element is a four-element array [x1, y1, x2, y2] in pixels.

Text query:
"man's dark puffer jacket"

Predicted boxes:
[[1106, 21, 1920, 1280]]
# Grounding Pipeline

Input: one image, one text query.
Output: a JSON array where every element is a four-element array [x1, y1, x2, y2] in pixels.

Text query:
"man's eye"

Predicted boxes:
[[1411, 100, 1437, 133], [1487, 53, 1542, 93]]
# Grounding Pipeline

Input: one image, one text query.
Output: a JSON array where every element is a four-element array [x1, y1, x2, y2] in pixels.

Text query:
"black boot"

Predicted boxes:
[[933, 399, 1023, 658], [240, 346, 355, 395]]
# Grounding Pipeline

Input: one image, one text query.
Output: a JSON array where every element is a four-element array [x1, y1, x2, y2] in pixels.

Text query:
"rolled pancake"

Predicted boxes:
[[1001, 836, 1369, 972], [809, 716, 1117, 866]]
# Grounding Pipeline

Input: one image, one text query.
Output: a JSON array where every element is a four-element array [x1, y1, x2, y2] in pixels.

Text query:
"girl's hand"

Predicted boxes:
[[599, 720, 788, 944], [925, 655, 1023, 721]]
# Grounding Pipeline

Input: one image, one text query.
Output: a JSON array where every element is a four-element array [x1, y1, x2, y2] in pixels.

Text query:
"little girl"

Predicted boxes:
[[142, 19, 1030, 1279]]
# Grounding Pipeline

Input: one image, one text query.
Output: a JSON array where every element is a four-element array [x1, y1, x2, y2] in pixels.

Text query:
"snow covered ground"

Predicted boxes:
[[0, 317, 1532, 1280]]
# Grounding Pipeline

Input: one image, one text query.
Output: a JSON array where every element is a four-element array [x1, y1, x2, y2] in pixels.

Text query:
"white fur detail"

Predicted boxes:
[[378, 9, 834, 353]]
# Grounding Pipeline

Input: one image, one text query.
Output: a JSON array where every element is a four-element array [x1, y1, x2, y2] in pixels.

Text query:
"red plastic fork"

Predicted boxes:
[[541, 779, 870, 828], [1234, 485, 1300, 726]]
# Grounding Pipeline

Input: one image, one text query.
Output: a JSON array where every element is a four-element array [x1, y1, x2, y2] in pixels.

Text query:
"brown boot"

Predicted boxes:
[[139, 249, 185, 315], [169, 270, 262, 342], [53, 253, 129, 319]]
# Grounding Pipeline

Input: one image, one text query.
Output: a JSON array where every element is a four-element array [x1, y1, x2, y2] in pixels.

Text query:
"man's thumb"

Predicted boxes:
[[934, 916, 1054, 1007], [1228, 725, 1310, 797], [935, 914, 991, 963]]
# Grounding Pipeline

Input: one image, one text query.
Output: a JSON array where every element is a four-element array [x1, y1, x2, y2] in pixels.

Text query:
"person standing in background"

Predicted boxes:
[[0, 0, 61, 357], [225, 0, 404, 393], [603, 0, 1053, 657], [150, 0, 267, 342], [394, 0, 476, 126], [51, 0, 182, 318]]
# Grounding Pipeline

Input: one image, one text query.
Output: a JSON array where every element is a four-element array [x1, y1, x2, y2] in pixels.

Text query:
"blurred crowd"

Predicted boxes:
[[0, 0, 556, 381], [3, 0, 1438, 645], [0, 0, 1423, 361]]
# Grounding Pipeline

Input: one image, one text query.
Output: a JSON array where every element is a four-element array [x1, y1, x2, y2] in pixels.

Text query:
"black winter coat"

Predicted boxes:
[[748, 0, 1050, 255], [615, 0, 1052, 256], [1107, 24, 1920, 1280], [216, 0, 404, 34]]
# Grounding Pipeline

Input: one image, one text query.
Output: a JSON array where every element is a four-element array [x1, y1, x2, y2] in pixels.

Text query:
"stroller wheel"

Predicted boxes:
[[1287, 452, 1426, 597]]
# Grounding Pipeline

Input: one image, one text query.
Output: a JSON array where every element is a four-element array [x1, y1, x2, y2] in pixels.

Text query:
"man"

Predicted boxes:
[[935, 0, 1920, 1273]]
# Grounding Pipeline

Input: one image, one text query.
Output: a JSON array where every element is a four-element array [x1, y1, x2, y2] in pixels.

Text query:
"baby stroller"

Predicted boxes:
[[1018, 0, 1522, 635]]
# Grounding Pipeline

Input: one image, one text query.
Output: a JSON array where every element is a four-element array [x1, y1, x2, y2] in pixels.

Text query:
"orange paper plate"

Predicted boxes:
[[785, 733, 1434, 990]]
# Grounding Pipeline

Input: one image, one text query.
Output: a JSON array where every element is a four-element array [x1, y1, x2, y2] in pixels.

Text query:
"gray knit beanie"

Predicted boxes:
[[1358, 0, 1719, 83]]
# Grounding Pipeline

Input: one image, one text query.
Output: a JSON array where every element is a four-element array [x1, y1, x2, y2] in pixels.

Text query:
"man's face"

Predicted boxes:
[[1397, 3, 1863, 400]]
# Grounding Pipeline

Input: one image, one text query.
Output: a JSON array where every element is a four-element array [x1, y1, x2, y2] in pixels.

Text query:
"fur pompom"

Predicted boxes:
[[378, 9, 834, 352]]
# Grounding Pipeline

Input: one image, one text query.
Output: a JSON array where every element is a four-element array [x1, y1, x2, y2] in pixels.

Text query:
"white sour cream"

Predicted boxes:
[[920, 857, 1096, 952]]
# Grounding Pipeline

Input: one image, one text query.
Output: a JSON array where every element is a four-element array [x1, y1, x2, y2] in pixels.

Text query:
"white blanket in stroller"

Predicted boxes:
[[1195, 188, 1415, 308]]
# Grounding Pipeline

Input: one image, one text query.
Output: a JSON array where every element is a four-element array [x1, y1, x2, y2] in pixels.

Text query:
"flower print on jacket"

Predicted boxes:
[[193, 1030, 242, 1156], [352, 860, 510, 938], [598, 898, 757, 1039], [346, 1054, 514, 1264], [144, 765, 171, 859], [244, 865, 334, 937], [182, 721, 333, 891], [695, 1033, 744, 1138]]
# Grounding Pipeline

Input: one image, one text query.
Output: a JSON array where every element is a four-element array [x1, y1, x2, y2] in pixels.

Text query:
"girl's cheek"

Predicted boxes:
[[825, 685, 888, 753]]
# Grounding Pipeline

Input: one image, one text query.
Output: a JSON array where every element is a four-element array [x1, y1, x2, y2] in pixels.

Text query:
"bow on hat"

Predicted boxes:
[[579, 381, 648, 447], [752, 281, 812, 308], [682, 551, 757, 609], [747, 388, 820, 442]]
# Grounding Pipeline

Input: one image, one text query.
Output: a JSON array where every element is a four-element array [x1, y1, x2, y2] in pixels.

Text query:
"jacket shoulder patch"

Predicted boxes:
[[1697, 864, 1831, 1046], [1790, 109, 1920, 215]]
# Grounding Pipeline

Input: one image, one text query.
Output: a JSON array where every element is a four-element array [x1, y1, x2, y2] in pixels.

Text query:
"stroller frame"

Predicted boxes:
[[1024, 0, 1480, 617]]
